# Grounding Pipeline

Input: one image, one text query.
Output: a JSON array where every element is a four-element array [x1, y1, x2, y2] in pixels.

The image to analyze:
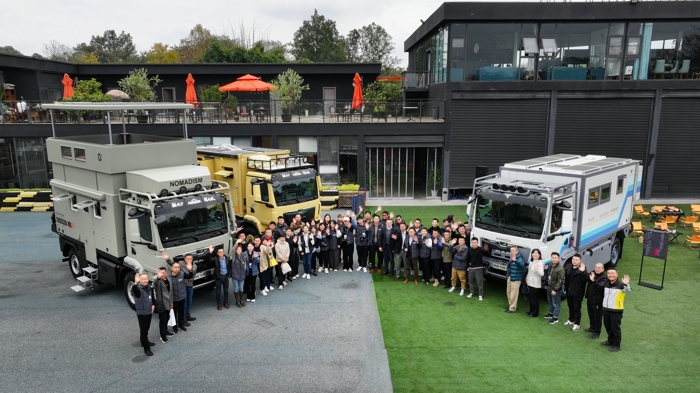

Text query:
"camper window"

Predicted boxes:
[[588, 187, 600, 209], [616, 175, 625, 195], [600, 183, 611, 205]]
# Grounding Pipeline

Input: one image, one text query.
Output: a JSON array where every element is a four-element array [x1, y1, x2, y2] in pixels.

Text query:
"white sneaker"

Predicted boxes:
[[261, 290, 268, 296], [294, 274, 299, 279], [467, 293, 473, 298], [283, 281, 288, 286], [268, 286, 274, 291], [334, 269, 338, 272], [251, 299, 255, 303], [564, 320, 573, 326], [246, 299, 251, 302], [306, 275, 311, 280], [325, 268, 329, 274], [572, 324, 580, 331], [478, 296, 483, 301], [363, 267, 367, 272], [343, 269, 347, 272], [279, 285, 283, 290], [448, 287, 456, 292], [356, 266, 362, 271], [460, 289, 465, 296], [348, 269, 352, 273]]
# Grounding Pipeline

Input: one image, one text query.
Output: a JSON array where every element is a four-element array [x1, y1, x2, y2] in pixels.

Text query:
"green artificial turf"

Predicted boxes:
[[371, 205, 700, 393]]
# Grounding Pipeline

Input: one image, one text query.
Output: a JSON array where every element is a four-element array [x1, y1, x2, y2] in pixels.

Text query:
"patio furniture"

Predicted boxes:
[[652, 60, 666, 79], [634, 205, 650, 219], [680, 216, 699, 228], [677, 59, 691, 79], [690, 204, 700, 216], [684, 234, 700, 248], [664, 60, 679, 78], [631, 221, 646, 237]]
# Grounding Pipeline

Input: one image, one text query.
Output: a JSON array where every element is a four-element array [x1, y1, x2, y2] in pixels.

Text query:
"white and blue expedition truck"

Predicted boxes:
[[466, 154, 642, 279]]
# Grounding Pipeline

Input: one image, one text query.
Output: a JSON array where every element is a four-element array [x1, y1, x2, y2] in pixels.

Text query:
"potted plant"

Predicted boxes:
[[303, 101, 310, 117], [427, 167, 441, 198], [118, 68, 161, 123], [270, 69, 309, 122], [225, 95, 238, 121], [63, 78, 110, 122]]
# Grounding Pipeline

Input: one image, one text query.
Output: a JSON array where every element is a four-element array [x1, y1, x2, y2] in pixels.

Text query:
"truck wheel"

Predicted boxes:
[[124, 272, 137, 310], [68, 249, 85, 279], [243, 225, 258, 242], [608, 238, 621, 268]]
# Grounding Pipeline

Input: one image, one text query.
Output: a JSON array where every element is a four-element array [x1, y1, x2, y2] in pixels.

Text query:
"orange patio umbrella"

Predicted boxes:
[[219, 74, 273, 92], [62, 73, 74, 99], [352, 73, 363, 109], [185, 73, 198, 108]]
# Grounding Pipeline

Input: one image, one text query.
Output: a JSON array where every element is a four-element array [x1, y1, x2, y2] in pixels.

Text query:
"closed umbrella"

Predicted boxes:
[[62, 74, 74, 99], [352, 73, 363, 110], [185, 73, 198, 108]]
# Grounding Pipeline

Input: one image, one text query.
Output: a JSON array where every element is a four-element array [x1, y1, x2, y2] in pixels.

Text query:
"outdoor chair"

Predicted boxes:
[[656, 216, 678, 228], [654, 222, 669, 231], [691, 204, 700, 216], [631, 221, 646, 237], [680, 216, 699, 228], [693, 223, 700, 234], [652, 60, 666, 79], [634, 205, 650, 218], [684, 235, 700, 248], [677, 59, 691, 79], [328, 105, 340, 122]]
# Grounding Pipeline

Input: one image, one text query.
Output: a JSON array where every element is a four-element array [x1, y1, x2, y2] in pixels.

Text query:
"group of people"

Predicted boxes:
[[132, 206, 631, 356]]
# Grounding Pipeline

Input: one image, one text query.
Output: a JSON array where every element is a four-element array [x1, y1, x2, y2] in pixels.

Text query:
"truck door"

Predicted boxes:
[[75, 201, 97, 264]]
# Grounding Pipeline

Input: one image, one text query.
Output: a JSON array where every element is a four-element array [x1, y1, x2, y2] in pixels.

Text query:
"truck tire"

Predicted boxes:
[[124, 272, 137, 310], [68, 248, 85, 279], [608, 238, 622, 268], [243, 225, 258, 242]]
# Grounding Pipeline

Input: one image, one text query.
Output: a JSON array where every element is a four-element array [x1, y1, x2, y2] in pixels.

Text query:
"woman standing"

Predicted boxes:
[[243, 243, 260, 303], [274, 234, 290, 290], [328, 221, 341, 272], [525, 249, 545, 317], [231, 244, 247, 308], [318, 223, 330, 274], [298, 224, 315, 279]]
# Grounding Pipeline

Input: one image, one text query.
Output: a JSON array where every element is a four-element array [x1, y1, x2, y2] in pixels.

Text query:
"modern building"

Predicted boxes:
[[2, 1, 699, 199]]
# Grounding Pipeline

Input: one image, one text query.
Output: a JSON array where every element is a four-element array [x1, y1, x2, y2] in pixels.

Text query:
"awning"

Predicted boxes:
[[214, 170, 234, 178]]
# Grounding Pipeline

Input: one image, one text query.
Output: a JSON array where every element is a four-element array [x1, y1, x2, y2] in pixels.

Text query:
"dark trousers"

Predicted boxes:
[[244, 274, 257, 300], [320, 250, 330, 269], [588, 302, 603, 334], [343, 243, 354, 269], [157, 310, 169, 339], [137, 314, 152, 349], [603, 310, 623, 346], [369, 244, 381, 269], [311, 252, 318, 272], [331, 248, 340, 269], [275, 264, 285, 285], [403, 257, 418, 280], [431, 258, 442, 281], [290, 254, 299, 277], [383, 248, 395, 274], [442, 262, 452, 286], [527, 286, 540, 316], [215, 276, 229, 305], [421, 257, 431, 282], [172, 299, 185, 329], [356, 245, 368, 267], [567, 296, 584, 324], [259, 269, 271, 291]]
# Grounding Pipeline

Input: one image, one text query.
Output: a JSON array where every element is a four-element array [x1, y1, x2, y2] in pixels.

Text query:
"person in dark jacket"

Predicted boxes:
[[505, 246, 525, 313], [244, 242, 260, 302], [368, 215, 383, 273], [162, 251, 198, 322], [563, 254, 588, 331], [342, 216, 356, 271], [152, 267, 172, 342], [328, 221, 341, 272], [208, 245, 232, 310], [132, 272, 155, 356], [318, 223, 330, 274], [449, 236, 469, 295], [355, 218, 369, 272], [418, 228, 432, 284], [274, 216, 288, 241], [231, 243, 247, 308], [403, 227, 420, 284], [585, 263, 606, 339], [429, 229, 444, 287], [167, 261, 193, 333], [285, 228, 298, 282], [466, 237, 486, 300], [544, 252, 566, 324]]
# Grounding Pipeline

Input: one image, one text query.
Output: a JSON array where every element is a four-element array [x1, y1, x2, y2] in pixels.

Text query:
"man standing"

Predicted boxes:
[[403, 227, 420, 285], [163, 252, 198, 323], [132, 273, 155, 356], [368, 215, 383, 273], [355, 217, 369, 272], [152, 267, 172, 343], [395, 222, 409, 281], [419, 228, 432, 285], [467, 237, 486, 300], [585, 263, 606, 339], [274, 216, 288, 241], [448, 236, 468, 296], [505, 246, 525, 313], [342, 216, 356, 272], [429, 229, 444, 287], [543, 252, 565, 324], [381, 218, 399, 276], [600, 269, 631, 352], [168, 262, 192, 333], [563, 254, 588, 331], [209, 246, 231, 310]]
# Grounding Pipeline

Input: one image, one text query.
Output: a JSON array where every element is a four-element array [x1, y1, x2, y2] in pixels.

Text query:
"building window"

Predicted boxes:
[[463, 23, 531, 81], [627, 21, 700, 80], [192, 137, 211, 146], [536, 23, 610, 81]]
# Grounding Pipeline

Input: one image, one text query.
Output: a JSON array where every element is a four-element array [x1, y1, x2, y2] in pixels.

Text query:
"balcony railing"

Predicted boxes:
[[1, 99, 445, 125], [402, 71, 431, 89]]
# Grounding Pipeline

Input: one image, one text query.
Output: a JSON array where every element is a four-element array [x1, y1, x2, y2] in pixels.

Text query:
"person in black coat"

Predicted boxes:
[[208, 245, 232, 310], [380, 218, 400, 276], [564, 254, 589, 331], [585, 263, 606, 339], [368, 215, 384, 273], [132, 272, 155, 356]]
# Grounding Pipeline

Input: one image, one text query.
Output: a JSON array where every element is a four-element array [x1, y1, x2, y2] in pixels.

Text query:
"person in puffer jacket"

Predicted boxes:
[[505, 246, 525, 313], [448, 236, 469, 295], [599, 268, 631, 352]]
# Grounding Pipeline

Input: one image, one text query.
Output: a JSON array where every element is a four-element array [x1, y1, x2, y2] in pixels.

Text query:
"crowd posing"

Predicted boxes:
[[132, 206, 631, 356]]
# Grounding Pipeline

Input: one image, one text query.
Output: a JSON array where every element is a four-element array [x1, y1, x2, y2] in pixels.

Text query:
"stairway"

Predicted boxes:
[[70, 266, 98, 292]]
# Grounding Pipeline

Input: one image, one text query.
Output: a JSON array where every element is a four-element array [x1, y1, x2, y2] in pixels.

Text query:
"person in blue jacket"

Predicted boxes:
[[505, 246, 525, 313]]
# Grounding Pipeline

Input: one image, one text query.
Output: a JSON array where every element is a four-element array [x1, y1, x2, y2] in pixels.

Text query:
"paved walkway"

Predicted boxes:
[[0, 213, 392, 393]]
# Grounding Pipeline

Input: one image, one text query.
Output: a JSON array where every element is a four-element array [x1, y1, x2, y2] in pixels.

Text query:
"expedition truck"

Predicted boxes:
[[197, 145, 321, 236], [466, 154, 642, 279], [47, 133, 237, 308]]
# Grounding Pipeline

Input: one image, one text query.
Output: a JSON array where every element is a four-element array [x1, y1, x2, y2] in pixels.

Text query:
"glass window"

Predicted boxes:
[[74, 148, 86, 162], [278, 136, 298, 154], [451, 38, 465, 58], [212, 137, 231, 146], [465, 23, 525, 81], [523, 37, 539, 55], [629, 21, 700, 80], [137, 214, 152, 242], [617, 175, 625, 195], [260, 183, 270, 203], [600, 184, 611, 204], [450, 59, 465, 81], [192, 137, 211, 146], [16, 138, 49, 188], [452, 23, 466, 36], [61, 146, 72, 159], [318, 136, 339, 184], [588, 187, 600, 209], [539, 23, 609, 81]]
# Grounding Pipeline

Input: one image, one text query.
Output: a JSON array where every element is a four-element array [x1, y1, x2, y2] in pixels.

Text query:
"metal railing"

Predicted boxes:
[[1, 99, 445, 125]]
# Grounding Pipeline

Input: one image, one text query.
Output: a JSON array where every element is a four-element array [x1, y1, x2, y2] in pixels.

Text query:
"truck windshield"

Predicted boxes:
[[156, 200, 227, 246], [475, 192, 548, 237], [273, 176, 318, 206]]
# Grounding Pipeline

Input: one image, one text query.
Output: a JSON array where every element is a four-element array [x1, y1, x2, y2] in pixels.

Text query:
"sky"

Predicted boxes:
[[3, 0, 457, 66]]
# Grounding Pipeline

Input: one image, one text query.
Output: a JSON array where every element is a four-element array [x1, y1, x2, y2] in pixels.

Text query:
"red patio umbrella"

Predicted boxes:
[[185, 73, 198, 108], [218, 74, 273, 92], [352, 73, 364, 110], [62, 74, 74, 99]]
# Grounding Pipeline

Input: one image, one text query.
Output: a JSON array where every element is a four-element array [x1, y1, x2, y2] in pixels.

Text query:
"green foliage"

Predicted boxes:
[[74, 30, 138, 63], [200, 84, 224, 102], [225, 95, 238, 114], [427, 167, 441, 191], [290, 10, 347, 62], [337, 184, 360, 192], [177, 24, 213, 63], [146, 43, 180, 63], [0, 46, 23, 56], [64, 78, 110, 103], [270, 69, 310, 112], [344, 23, 401, 72], [363, 80, 402, 113], [202, 38, 286, 63], [118, 68, 161, 102]]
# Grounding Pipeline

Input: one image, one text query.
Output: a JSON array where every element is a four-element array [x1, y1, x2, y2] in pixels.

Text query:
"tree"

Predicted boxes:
[[146, 43, 181, 63], [177, 24, 213, 63], [290, 10, 347, 62], [270, 69, 310, 113], [74, 30, 138, 63], [345, 23, 402, 72], [202, 38, 286, 64], [42, 40, 74, 62], [0, 46, 23, 56], [73, 53, 99, 64], [64, 78, 110, 103], [118, 68, 161, 103]]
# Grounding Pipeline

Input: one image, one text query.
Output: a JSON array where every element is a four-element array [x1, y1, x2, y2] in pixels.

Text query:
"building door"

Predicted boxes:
[[323, 87, 336, 119], [162, 88, 175, 102], [366, 147, 442, 199]]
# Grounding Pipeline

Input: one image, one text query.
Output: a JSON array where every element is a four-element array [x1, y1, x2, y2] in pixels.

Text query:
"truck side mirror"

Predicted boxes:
[[556, 201, 572, 210], [272, 181, 280, 188], [154, 215, 166, 225], [547, 230, 571, 242]]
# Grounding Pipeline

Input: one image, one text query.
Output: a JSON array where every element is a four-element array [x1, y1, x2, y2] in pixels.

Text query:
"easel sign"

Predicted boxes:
[[638, 229, 668, 290]]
